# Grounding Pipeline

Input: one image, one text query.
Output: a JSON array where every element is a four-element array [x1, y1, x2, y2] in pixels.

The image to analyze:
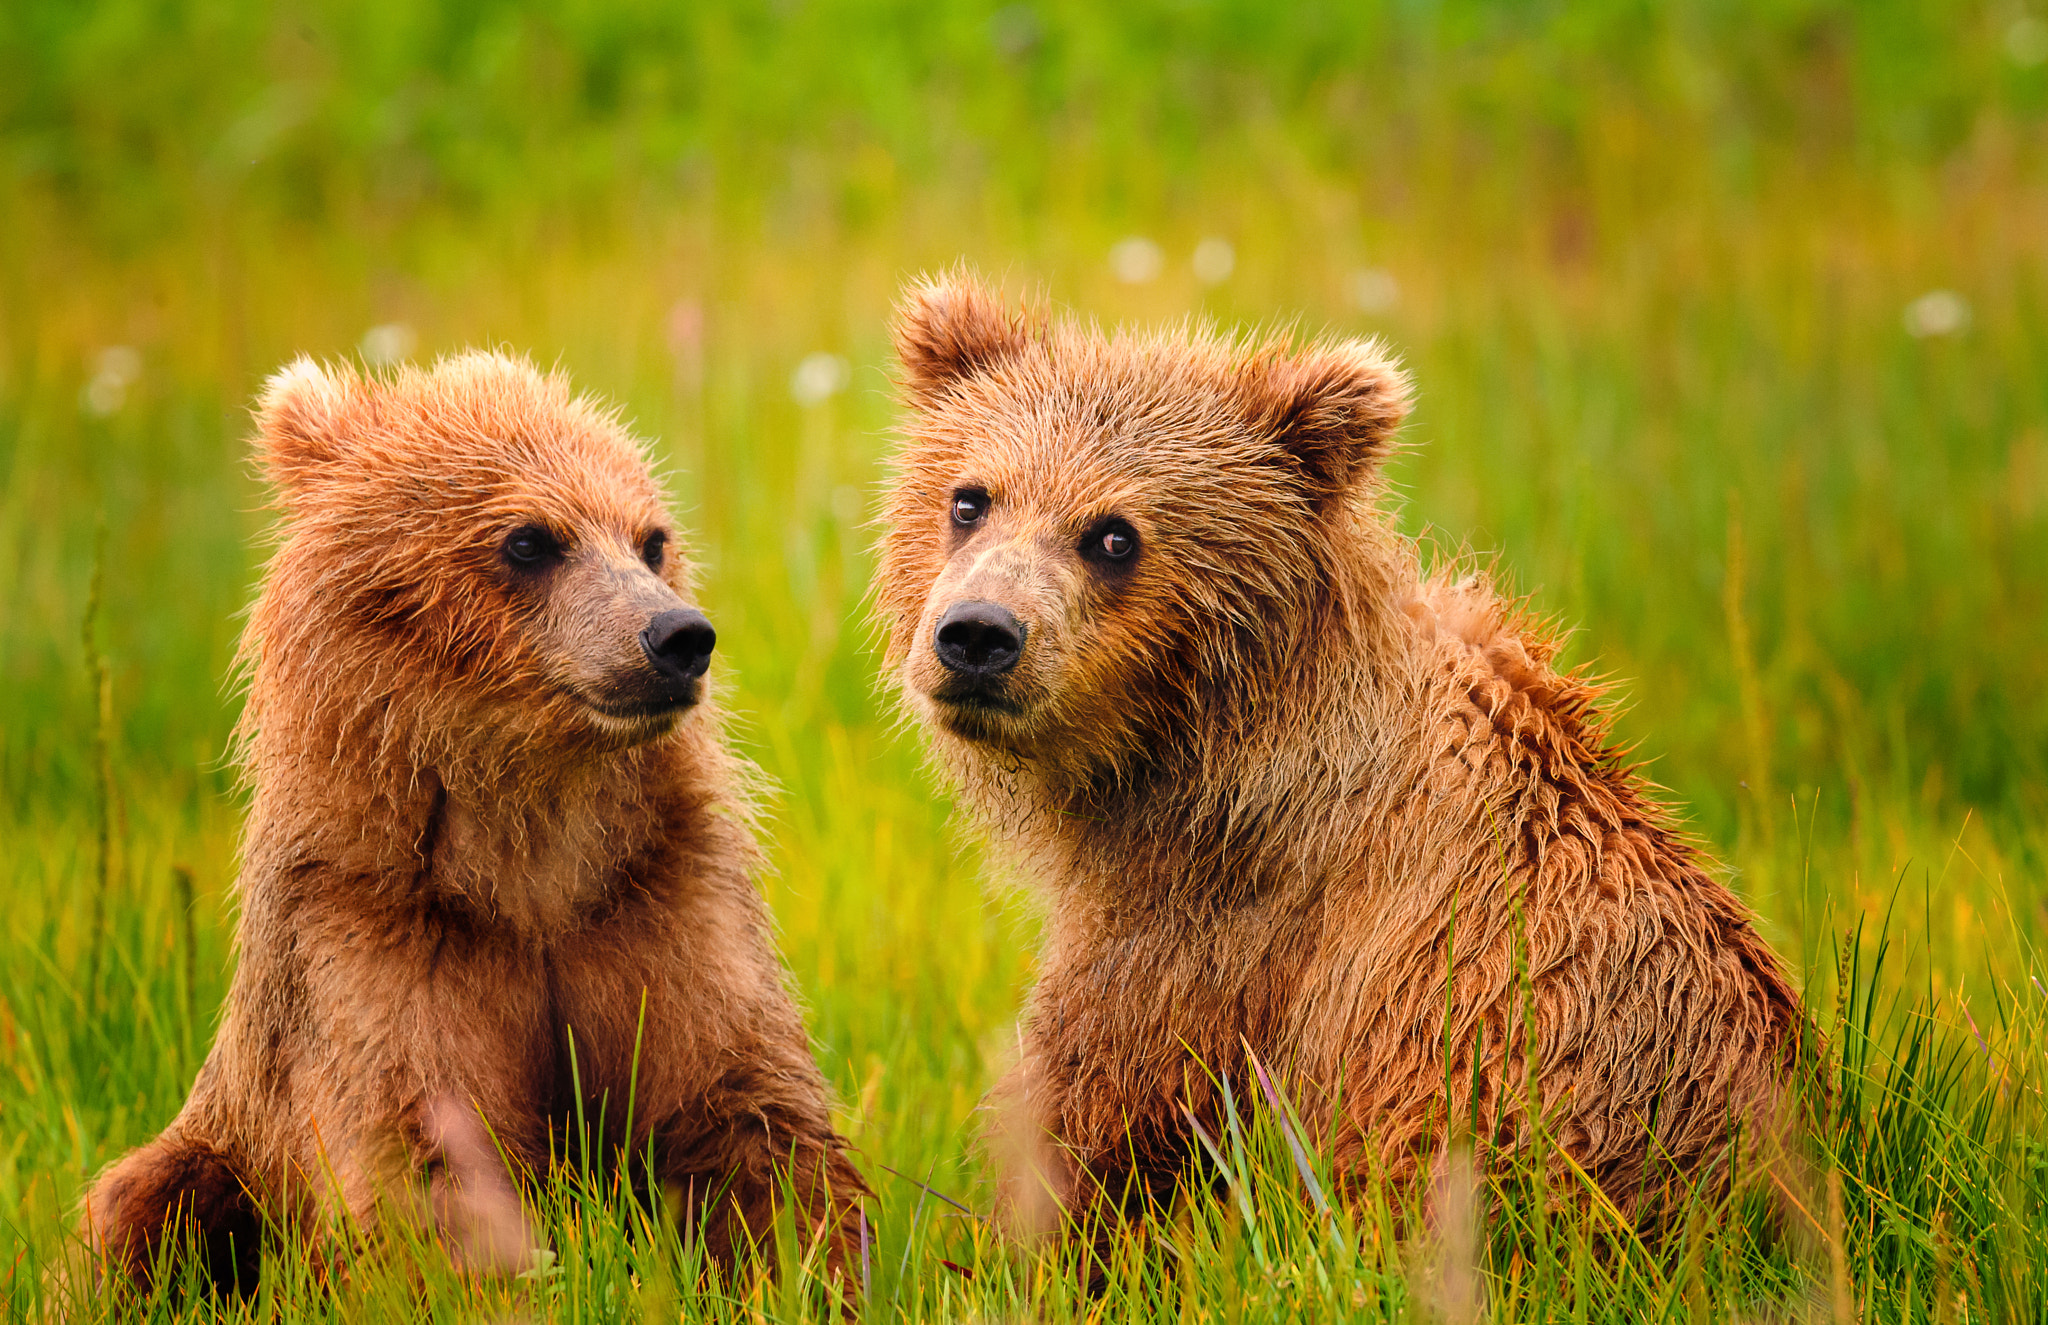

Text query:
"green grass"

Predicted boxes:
[[4, 0, 2048, 1318]]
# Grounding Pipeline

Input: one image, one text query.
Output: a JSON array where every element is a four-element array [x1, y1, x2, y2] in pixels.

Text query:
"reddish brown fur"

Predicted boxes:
[[875, 274, 1804, 1238], [79, 353, 863, 1297]]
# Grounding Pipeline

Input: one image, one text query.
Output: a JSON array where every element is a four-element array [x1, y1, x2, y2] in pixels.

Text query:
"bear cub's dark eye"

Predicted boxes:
[[641, 530, 667, 571], [502, 524, 563, 570], [950, 489, 990, 527], [1082, 518, 1139, 567]]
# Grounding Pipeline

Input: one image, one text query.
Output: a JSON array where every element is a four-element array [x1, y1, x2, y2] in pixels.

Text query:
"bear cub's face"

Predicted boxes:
[[255, 353, 713, 752], [877, 276, 1411, 778], [898, 464, 1148, 763]]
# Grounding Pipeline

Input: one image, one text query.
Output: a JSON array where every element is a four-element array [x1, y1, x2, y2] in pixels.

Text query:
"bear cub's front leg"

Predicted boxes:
[[79, 1129, 262, 1297]]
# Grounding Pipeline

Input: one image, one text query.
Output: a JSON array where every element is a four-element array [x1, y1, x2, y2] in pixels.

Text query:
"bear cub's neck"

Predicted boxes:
[[248, 720, 704, 940]]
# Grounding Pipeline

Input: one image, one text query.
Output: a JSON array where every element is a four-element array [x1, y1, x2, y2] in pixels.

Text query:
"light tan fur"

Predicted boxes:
[[79, 352, 864, 1299], [875, 273, 1804, 1241]]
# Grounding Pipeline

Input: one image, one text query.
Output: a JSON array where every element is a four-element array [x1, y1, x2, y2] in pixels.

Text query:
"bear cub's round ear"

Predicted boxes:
[[254, 357, 356, 491], [1240, 338, 1412, 504], [892, 270, 1034, 405]]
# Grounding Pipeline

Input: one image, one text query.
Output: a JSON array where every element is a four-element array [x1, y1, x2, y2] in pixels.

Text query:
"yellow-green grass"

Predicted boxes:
[[5, 1, 2048, 1318]]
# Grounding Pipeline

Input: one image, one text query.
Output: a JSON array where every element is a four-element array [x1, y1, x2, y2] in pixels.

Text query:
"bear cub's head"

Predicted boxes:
[[877, 273, 1411, 780], [252, 352, 711, 755]]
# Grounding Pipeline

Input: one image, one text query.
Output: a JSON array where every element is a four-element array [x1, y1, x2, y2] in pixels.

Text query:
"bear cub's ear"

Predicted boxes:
[[1241, 338, 1412, 503], [893, 271, 1032, 405], [255, 357, 356, 491]]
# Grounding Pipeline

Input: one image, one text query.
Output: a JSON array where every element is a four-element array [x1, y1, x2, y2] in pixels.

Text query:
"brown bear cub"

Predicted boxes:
[[876, 274, 1804, 1238], [81, 353, 864, 1296]]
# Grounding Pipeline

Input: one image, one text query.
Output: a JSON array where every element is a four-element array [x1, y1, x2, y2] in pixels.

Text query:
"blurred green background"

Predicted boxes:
[[3, 0, 2046, 1312]]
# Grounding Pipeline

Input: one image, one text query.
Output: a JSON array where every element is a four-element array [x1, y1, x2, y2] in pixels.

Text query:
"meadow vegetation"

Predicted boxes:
[[3, 0, 2046, 1318]]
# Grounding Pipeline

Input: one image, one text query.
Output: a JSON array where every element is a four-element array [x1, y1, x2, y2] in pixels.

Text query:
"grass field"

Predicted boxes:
[[5, 1, 2048, 1318]]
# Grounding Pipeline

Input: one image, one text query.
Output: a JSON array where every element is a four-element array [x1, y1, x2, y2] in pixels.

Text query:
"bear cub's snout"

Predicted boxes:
[[933, 600, 1025, 680], [640, 607, 716, 688]]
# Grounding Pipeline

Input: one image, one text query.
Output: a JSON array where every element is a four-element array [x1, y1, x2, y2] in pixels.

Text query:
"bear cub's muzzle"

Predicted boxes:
[[637, 607, 716, 704], [930, 599, 1030, 724], [935, 600, 1024, 678]]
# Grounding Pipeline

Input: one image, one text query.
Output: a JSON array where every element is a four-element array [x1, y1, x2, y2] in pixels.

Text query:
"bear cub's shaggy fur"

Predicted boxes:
[[81, 353, 863, 1295], [876, 273, 1804, 1236]]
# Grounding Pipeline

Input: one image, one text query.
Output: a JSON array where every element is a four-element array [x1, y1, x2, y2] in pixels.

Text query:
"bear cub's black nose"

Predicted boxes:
[[642, 609, 716, 683], [934, 601, 1024, 677]]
